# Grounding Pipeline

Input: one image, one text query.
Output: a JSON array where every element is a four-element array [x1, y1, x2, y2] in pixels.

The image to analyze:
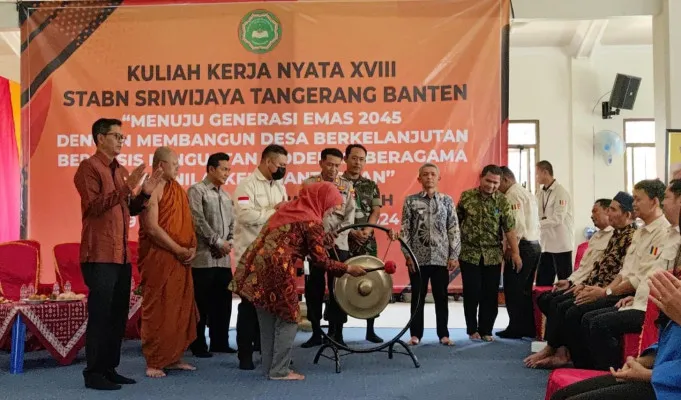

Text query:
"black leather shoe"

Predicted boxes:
[[239, 358, 255, 370], [495, 330, 531, 339], [84, 373, 122, 390], [301, 335, 322, 348], [105, 370, 136, 385], [366, 332, 384, 343], [210, 346, 237, 354], [193, 350, 213, 358]]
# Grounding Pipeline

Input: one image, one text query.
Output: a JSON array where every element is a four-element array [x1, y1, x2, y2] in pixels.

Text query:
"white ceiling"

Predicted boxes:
[[0, 13, 654, 81], [510, 16, 652, 47]]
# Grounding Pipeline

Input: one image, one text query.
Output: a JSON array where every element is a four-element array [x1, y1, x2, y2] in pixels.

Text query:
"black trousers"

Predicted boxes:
[[583, 307, 645, 371], [536, 251, 573, 286], [460, 258, 502, 336], [80, 262, 132, 376], [409, 265, 450, 340], [305, 248, 349, 332], [562, 295, 627, 368], [541, 291, 578, 348], [190, 267, 233, 353], [236, 297, 260, 359], [550, 374, 656, 400], [503, 240, 541, 335]]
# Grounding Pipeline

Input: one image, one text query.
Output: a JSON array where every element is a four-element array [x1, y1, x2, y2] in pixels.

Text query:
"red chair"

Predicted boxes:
[[53, 243, 88, 294], [544, 299, 661, 399], [124, 241, 142, 339], [545, 369, 608, 400], [573, 242, 589, 271], [128, 241, 141, 287], [0, 241, 40, 300]]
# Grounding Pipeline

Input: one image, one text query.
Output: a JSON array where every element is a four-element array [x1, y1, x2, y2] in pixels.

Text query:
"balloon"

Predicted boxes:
[[595, 130, 624, 165]]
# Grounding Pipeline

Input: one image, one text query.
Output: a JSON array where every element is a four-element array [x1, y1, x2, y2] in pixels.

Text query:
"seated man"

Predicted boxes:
[[551, 269, 681, 400], [526, 192, 637, 368], [535, 198, 613, 328], [554, 180, 674, 370], [580, 180, 681, 371]]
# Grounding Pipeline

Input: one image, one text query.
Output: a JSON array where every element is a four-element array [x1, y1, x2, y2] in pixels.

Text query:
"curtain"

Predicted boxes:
[[0, 76, 20, 242]]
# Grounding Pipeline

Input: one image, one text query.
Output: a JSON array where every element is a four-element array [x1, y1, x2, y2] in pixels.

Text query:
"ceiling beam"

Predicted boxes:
[[568, 20, 609, 59], [512, 0, 662, 20]]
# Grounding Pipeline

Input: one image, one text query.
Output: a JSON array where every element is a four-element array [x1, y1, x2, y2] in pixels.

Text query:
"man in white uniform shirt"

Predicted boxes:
[[497, 167, 542, 338], [535, 160, 575, 286], [581, 179, 681, 371], [229, 145, 288, 370]]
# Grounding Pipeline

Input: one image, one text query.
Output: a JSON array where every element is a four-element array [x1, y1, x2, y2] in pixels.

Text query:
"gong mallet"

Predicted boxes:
[[361, 260, 398, 274]]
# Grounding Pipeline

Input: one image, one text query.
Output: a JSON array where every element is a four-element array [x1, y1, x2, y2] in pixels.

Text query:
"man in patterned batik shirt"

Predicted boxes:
[[457, 164, 521, 343], [343, 144, 384, 343], [400, 163, 460, 346]]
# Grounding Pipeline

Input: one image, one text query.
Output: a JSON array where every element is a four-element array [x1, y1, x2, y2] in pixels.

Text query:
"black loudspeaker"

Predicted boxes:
[[602, 73, 641, 119], [610, 73, 641, 110]]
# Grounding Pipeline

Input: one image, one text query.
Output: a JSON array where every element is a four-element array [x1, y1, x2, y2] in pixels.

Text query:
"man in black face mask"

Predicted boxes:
[[230, 144, 289, 370]]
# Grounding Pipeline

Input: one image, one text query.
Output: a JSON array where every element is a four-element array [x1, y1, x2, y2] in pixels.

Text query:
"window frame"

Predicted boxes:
[[623, 118, 656, 193], [508, 119, 540, 193]]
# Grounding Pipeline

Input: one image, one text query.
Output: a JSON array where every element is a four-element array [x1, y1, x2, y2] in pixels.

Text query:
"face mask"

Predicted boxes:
[[271, 166, 286, 180]]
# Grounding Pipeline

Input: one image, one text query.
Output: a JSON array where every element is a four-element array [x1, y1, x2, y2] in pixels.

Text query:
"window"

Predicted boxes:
[[508, 120, 539, 193], [624, 119, 656, 193]]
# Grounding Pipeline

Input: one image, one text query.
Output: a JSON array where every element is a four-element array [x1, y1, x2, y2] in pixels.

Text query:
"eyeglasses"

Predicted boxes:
[[104, 132, 126, 142]]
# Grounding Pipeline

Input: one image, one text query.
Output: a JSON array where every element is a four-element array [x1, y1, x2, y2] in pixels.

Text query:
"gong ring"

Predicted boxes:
[[319, 223, 421, 354]]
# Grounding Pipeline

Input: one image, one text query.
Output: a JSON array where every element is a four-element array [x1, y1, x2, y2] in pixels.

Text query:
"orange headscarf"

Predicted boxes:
[[268, 182, 342, 230]]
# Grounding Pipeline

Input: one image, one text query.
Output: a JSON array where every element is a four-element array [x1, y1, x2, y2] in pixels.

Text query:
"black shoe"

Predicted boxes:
[[192, 350, 213, 358], [495, 330, 527, 339], [335, 335, 346, 347], [84, 373, 122, 391], [105, 370, 136, 385], [366, 332, 384, 343], [301, 335, 322, 348], [238, 357, 255, 370], [210, 346, 237, 354]]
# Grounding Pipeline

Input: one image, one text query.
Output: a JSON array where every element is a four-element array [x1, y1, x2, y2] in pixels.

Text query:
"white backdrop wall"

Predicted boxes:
[[510, 45, 656, 247]]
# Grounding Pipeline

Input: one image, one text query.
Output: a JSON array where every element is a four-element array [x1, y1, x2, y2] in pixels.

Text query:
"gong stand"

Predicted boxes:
[[312, 223, 422, 373]]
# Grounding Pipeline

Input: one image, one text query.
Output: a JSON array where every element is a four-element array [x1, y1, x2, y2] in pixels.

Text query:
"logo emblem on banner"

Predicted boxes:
[[239, 10, 282, 54]]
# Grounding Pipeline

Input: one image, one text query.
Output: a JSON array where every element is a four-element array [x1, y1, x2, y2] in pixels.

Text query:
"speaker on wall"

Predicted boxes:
[[602, 73, 642, 119]]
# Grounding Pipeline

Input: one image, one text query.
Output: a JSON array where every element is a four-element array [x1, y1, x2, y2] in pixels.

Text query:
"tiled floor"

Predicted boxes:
[[227, 298, 510, 330]]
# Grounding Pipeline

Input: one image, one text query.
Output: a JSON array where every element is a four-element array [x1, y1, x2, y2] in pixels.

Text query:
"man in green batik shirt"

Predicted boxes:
[[457, 164, 522, 343], [342, 144, 384, 343]]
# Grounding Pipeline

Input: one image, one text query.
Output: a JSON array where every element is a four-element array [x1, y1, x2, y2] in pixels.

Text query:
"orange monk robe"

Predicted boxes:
[[138, 180, 198, 369]]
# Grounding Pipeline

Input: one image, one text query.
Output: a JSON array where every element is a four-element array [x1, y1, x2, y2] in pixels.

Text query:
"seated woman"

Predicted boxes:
[[551, 269, 681, 400], [229, 182, 367, 381]]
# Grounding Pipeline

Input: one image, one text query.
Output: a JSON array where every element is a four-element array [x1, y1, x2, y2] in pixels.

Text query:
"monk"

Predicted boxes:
[[138, 146, 199, 378]]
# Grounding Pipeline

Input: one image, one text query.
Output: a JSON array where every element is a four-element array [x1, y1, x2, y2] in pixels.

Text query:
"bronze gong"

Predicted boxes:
[[334, 255, 393, 320]]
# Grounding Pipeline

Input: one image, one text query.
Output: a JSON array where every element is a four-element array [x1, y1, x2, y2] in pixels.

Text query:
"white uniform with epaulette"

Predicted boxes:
[[302, 175, 356, 251]]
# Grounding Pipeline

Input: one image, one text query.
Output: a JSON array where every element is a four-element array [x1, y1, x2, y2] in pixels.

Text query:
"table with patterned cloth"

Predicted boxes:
[[0, 303, 18, 348], [12, 300, 88, 368]]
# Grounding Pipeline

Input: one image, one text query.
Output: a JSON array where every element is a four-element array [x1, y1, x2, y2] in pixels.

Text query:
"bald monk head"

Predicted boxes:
[[153, 146, 179, 181]]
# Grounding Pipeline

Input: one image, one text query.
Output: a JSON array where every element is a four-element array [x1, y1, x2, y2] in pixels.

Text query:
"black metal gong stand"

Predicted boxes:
[[311, 223, 422, 373]]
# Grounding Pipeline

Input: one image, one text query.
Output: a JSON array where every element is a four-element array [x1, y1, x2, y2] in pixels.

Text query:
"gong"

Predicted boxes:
[[334, 255, 393, 320]]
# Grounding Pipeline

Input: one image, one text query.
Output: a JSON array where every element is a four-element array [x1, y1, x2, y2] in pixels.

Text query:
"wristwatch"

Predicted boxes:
[[605, 287, 613, 296]]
